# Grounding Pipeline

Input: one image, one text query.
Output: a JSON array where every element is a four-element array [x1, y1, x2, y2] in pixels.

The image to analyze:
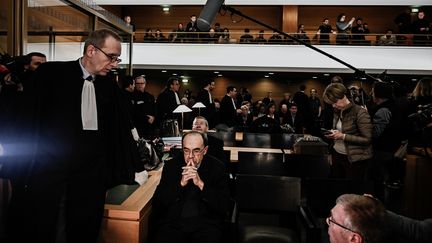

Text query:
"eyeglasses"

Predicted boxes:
[[183, 147, 206, 156], [93, 45, 122, 63], [326, 217, 361, 235]]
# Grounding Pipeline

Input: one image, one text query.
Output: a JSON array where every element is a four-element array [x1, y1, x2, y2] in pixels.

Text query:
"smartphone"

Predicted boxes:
[[321, 128, 333, 135]]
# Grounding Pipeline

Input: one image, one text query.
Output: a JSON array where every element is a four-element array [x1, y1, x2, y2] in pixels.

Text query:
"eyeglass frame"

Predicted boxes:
[[92, 45, 122, 63], [182, 147, 206, 156], [326, 216, 362, 236]]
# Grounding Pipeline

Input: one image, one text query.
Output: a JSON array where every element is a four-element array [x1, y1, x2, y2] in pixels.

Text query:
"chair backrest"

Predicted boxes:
[[212, 131, 236, 147], [242, 132, 272, 148], [284, 154, 330, 178], [235, 174, 301, 213], [303, 178, 375, 218], [237, 152, 285, 176]]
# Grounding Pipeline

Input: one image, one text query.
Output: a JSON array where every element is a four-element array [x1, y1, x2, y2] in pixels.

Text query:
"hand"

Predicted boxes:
[[325, 130, 345, 140], [147, 115, 155, 124], [180, 160, 204, 190]]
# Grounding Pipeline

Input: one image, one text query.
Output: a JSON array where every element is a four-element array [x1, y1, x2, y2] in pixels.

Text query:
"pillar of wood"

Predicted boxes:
[[282, 6, 298, 34]]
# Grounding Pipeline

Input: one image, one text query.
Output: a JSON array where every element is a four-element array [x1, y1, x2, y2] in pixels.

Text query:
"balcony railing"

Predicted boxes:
[[133, 31, 432, 47]]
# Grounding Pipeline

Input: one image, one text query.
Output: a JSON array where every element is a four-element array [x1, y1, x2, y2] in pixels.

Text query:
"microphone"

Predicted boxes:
[[197, 0, 224, 31]]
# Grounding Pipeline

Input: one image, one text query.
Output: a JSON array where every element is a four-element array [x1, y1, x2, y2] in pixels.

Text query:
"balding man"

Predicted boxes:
[[151, 131, 230, 243], [192, 116, 225, 164], [5, 29, 139, 242], [326, 194, 386, 243]]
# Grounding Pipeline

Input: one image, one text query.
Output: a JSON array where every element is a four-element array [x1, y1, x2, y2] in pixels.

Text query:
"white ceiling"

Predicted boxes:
[[93, 0, 431, 6]]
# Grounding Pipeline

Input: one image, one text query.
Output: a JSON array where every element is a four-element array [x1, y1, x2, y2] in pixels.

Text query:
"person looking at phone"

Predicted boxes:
[[322, 83, 373, 180]]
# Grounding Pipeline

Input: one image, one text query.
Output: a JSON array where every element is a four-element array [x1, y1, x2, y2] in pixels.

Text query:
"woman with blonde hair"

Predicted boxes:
[[323, 83, 373, 179]]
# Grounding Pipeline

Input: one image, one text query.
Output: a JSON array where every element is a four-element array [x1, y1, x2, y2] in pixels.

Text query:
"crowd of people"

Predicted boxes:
[[126, 9, 431, 46], [1, 27, 432, 243]]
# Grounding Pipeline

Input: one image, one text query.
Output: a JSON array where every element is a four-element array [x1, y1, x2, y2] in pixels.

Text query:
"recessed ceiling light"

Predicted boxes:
[[411, 78, 417, 82], [264, 75, 270, 78], [268, 72, 274, 75], [411, 8, 419, 13], [182, 79, 189, 83], [361, 77, 367, 80], [172, 73, 177, 76], [218, 74, 223, 77], [214, 71, 219, 74], [312, 76, 317, 79], [324, 73, 330, 76], [161, 70, 167, 73], [180, 75, 185, 78]]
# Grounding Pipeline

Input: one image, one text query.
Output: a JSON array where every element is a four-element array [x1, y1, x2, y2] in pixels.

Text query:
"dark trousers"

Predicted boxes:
[[330, 151, 369, 180], [6, 158, 106, 243]]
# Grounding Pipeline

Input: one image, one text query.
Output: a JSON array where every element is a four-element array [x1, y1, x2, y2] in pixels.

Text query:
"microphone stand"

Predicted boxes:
[[222, 5, 378, 81]]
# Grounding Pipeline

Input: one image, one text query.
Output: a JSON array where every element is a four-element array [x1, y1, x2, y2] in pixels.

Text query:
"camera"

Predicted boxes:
[[408, 104, 432, 130], [0, 53, 27, 85]]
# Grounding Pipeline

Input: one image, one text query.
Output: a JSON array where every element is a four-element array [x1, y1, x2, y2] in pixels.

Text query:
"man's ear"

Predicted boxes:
[[203, 146, 208, 155], [350, 232, 363, 243]]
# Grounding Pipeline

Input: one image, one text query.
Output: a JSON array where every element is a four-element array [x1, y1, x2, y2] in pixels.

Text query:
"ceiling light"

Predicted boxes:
[[264, 75, 269, 78], [162, 6, 170, 12], [324, 73, 330, 76], [182, 79, 189, 83], [218, 74, 222, 77], [411, 8, 419, 13], [361, 77, 367, 80], [172, 73, 177, 76], [411, 78, 417, 82], [161, 70, 167, 73], [214, 71, 219, 74], [268, 72, 274, 75], [312, 76, 317, 79]]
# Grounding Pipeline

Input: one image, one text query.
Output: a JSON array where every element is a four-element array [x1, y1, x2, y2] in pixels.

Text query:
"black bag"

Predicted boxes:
[[137, 138, 163, 170]]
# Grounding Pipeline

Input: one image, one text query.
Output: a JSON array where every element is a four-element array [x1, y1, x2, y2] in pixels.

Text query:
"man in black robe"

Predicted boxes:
[[4, 29, 140, 243]]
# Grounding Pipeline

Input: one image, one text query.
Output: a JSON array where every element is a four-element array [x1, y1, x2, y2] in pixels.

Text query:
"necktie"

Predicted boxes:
[[81, 76, 98, 130]]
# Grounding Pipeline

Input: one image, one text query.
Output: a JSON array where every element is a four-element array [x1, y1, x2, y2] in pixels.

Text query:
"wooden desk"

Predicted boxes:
[[224, 146, 283, 162], [99, 170, 162, 243]]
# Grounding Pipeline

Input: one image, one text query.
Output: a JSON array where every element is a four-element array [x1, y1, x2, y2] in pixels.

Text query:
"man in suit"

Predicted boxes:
[[5, 29, 140, 243], [150, 131, 230, 243], [196, 80, 216, 128], [156, 77, 181, 125], [192, 116, 225, 164], [219, 86, 241, 128], [133, 75, 156, 139], [285, 103, 305, 134]]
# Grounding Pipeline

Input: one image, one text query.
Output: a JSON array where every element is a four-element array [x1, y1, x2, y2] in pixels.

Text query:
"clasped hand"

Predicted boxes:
[[180, 160, 204, 190]]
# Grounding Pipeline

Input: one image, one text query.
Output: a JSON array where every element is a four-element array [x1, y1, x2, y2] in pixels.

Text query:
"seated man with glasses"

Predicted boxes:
[[327, 194, 386, 243], [150, 131, 230, 243]]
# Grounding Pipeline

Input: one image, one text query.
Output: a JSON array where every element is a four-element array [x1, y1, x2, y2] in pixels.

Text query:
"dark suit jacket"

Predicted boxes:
[[29, 60, 140, 187], [151, 154, 230, 227], [219, 95, 238, 127], [285, 113, 305, 134], [156, 89, 180, 123], [196, 89, 216, 127]]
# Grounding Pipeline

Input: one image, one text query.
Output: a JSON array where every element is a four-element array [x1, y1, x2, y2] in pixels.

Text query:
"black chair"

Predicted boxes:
[[283, 154, 331, 179], [211, 131, 236, 146], [242, 132, 272, 148], [237, 151, 285, 176], [234, 174, 303, 243]]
